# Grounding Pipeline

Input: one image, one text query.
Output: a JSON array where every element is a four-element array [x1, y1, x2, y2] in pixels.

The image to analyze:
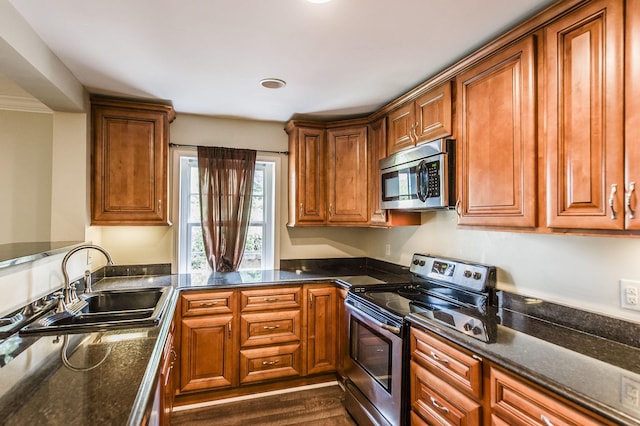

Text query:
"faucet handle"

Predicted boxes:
[[53, 291, 66, 314]]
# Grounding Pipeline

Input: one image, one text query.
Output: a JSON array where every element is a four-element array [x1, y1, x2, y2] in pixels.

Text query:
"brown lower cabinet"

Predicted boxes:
[[409, 324, 616, 426], [175, 284, 339, 401]]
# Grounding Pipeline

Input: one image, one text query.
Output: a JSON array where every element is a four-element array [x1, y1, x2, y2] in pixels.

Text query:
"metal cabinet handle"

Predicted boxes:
[[199, 301, 219, 307], [228, 321, 232, 338], [455, 198, 461, 218], [263, 325, 280, 330], [299, 202, 303, 217], [158, 199, 162, 213], [430, 350, 449, 364], [309, 293, 313, 308], [609, 184, 618, 220], [413, 121, 419, 141], [263, 297, 280, 303], [540, 414, 554, 426], [408, 124, 414, 143], [430, 396, 449, 414], [262, 360, 280, 366], [626, 182, 636, 219]]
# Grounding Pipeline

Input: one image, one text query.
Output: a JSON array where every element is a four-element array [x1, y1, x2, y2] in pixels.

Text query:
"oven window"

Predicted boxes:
[[349, 316, 393, 393]]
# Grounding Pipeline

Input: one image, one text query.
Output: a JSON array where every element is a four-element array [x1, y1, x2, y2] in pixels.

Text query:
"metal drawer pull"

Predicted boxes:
[[626, 182, 636, 219], [540, 414, 554, 426], [609, 184, 617, 219], [263, 325, 280, 330], [455, 199, 461, 218], [430, 351, 449, 364], [262, 360, 280, 366], [430, 396, 449, 414], [199, 301, 219, 307], [263, 298, 280, 302]]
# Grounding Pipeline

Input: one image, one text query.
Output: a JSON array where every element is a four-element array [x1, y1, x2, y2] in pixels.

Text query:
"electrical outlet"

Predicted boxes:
[[621, 376, 640, 412], [385, 244, 391, 257], [620, 280, 640, 311]]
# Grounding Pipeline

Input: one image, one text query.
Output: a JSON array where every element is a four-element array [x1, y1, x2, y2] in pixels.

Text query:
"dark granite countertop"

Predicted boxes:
[[1, 267, 639, 425], [407, 311, 640, 425]]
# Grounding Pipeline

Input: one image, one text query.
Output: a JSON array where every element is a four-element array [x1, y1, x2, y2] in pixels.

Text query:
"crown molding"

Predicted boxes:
[[0, 94, 52, 114]]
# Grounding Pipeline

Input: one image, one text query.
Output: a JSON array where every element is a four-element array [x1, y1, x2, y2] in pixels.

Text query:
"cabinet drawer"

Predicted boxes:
[[489, 366, 612, 426], [410, 326, 482, 399], [181, 291, 235, 316], [240, 287, 302, 312], [240, 310, 301, 347], [239, 344, 302, 384], [410, 360, 481, 426]]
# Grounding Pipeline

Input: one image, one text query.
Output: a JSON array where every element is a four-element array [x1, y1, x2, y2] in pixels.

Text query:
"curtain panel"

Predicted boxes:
[[197, 146, 256, 272]]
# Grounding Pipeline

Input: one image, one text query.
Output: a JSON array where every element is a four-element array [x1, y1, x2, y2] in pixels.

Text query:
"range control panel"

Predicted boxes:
[[409, 253, 497, 293]]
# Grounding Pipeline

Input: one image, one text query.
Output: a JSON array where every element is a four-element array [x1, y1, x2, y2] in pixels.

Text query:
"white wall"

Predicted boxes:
[[0, 109, 53, 244], [365, 211, 640, 323]]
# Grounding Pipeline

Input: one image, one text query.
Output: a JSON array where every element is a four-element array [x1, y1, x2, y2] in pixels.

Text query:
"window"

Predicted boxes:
[[177, 155, 276, 273]]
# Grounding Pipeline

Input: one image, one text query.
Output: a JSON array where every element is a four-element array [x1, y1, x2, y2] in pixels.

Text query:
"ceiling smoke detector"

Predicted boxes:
[[260, 78, 287, 89]]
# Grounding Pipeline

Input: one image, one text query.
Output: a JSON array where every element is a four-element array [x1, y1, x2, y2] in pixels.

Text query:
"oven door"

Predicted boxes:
[[344, 301, 404, 426]]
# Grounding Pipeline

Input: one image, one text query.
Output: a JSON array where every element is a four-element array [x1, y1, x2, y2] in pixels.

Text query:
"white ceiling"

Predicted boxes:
[[9, 0, 557, 122]]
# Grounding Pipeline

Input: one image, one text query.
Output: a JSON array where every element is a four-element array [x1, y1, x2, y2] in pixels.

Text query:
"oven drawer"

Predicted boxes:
[[240, 287, 302, 312], [410, 326, 483, 399], [410, 360, 481, 426], [181, 290, 235, 316], [240, 310, 301, 347], [239, 344, 302, 384]]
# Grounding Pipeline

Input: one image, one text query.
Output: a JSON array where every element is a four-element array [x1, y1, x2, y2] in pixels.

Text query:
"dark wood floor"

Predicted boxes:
[[171, 384, 358, 426]]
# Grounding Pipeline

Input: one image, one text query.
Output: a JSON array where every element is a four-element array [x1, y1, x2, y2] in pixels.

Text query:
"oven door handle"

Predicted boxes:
[[346, 300, 401, 335]]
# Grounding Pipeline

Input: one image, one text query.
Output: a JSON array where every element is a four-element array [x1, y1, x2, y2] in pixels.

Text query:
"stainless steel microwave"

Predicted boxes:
[[379, 139, 455, 210]]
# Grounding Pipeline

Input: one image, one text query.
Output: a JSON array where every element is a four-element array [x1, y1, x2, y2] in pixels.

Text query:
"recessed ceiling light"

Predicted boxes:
[[260, 78, 287, 89]]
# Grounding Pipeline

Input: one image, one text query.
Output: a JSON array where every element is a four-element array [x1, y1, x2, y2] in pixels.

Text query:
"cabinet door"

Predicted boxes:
[[306, 286, 337, 375], [179, 314, 236, 392], [91, 99, 173, 225], [414, 80, 453, 144], [327, 126, 368, 224], [546, 0, 624, 230], [335, 288, 348, 377], [288, 126, 326, 225], [387, 103, 415, 154], [626, 0, 640, 229], [457, 36, 537, 227]]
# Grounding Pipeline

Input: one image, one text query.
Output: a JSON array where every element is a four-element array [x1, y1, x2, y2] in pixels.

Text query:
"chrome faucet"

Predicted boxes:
[[61, 244, 114, 306]]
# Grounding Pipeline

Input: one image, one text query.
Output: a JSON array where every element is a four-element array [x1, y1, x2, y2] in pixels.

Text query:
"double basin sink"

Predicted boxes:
[[19, 286, 173, 335]]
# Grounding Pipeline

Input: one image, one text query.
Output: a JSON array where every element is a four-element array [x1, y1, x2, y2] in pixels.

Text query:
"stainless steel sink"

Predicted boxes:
[[19, 287, 173, 335]]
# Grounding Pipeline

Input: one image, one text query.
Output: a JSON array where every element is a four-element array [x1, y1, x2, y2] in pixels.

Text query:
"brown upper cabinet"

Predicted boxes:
[[387, 81, 453, 155], [91, 96, 175, 226], [456, 36, 537, 227], [286, 124, 327, 226], [327, 126, 369, 224], [626, 0, 640, 230], [545, 0, 625, 230]]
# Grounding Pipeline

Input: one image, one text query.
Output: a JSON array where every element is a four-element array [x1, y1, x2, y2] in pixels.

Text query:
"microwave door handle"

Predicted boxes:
[[417, 160, 427, 202]]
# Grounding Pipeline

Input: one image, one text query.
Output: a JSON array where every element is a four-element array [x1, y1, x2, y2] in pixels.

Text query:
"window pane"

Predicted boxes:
[[190, 225, 207, 271], [189, 194, 201, 223], [190, 165, 199, 193], [250, 195, 263, 223], [253, 169, 264, 195]]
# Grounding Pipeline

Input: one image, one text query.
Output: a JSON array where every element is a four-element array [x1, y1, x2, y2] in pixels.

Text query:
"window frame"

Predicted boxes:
[[172, 148, 278, 273]]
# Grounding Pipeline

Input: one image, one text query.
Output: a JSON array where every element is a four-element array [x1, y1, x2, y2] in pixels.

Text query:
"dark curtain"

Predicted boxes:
[[197, 146, 256, 272]]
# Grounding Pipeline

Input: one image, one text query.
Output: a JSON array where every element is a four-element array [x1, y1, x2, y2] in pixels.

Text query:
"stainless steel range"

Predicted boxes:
[[343, 253, 498, 426]]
